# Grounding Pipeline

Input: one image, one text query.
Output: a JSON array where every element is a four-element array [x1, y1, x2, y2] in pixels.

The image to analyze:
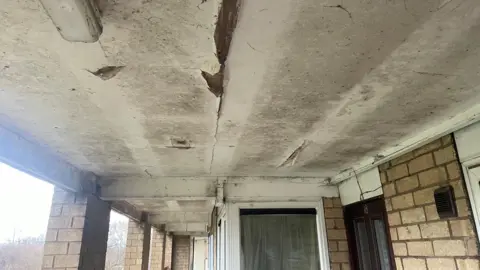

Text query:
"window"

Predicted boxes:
[[239, 209, 320, 270]]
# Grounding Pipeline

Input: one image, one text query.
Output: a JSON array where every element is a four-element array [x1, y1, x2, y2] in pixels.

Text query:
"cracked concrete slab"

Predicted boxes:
[[214, 0, 480, 176], [2, 0, 480, 182]]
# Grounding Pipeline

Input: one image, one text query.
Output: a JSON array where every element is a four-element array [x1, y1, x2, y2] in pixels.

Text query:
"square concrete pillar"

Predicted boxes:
[[172, 235, 192, 270], [124, 219, 152, 270], [42, 187, 111, 270]]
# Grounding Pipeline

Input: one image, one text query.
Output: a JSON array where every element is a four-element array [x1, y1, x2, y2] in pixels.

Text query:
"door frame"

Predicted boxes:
[[461, 156, 480, 242], [216, 208, 227, 270], [223, 201, 331, 270], [344, 196, 396, 270]]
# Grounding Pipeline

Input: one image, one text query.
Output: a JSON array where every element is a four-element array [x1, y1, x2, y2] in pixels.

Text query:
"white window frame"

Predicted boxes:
[[461, 156, 480, 242], [216, 207, 227, 270], [223, 200, 331, 270]]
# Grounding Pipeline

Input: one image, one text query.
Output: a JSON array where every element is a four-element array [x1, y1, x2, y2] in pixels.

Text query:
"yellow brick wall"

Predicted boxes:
[[172, 235, 191, 270], [150, 229, 165, 270], [323, 197, 351, 270], [124, 220, 146, 270], [379, 135, 480, 270], [164, 234, 173, 269], [43, 188, 111, 270]]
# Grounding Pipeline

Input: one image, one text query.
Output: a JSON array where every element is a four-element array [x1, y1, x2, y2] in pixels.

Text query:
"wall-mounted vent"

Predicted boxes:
[[434, 185, 457, 219]]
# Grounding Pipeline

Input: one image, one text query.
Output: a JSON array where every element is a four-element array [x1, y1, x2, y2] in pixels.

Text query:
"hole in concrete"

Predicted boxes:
[[168, 138, 193, 149]]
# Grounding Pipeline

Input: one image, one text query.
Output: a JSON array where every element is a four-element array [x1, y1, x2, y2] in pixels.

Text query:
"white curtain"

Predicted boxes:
[[240, 214, 320, 270]]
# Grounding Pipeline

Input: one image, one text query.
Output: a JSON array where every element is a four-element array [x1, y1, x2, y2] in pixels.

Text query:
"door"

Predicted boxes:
[[344, 197, 395, 270]]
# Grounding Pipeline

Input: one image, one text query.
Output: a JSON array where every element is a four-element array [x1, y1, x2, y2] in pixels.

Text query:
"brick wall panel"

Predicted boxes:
[[378, 135, 480, 270], [42, 188, 111, 270], [124, 220, 151, 269], [172, 235, 191, 270], [323, 198, 352, 270]]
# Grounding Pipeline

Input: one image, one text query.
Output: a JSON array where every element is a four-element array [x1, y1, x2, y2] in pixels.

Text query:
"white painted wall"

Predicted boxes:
[[338, 167, 383, 205], [193, 237, 208, 270], [454, 121, 480, 162]]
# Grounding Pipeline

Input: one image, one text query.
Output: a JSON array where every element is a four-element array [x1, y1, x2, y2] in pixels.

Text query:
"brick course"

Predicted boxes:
[[379, 135, 480, 269], [323, 198, 351, 270]]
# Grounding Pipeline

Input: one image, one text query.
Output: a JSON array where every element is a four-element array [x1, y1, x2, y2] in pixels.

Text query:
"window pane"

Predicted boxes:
[[240, 214, 320, 270], [373, 219, 391, 270], [354, 220, 372, 270]]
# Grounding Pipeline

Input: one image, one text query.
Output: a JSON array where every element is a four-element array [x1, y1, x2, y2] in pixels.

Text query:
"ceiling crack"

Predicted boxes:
[[278, 140, 310, 168], [324, 4, 353, 20], [206, 0, 241, 174], [413, 70, 456, 78], [144, 169, 153, 178], [208, 96, 223, 174]]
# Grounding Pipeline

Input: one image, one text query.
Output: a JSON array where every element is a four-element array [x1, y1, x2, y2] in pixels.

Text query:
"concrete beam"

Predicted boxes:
[[165, 200, 182, 211], [39, 0, 102, 42], [148, 212, 210, 224], [173, 231, 208, 237], [140, 202, 216, 214], [166, 222, 207, 233], [224, 179, 338, 202], [0, 125, 95, 193], [111, 201, 143, 222], [100, 177, 338, 202], [99, 178, 217, 200]]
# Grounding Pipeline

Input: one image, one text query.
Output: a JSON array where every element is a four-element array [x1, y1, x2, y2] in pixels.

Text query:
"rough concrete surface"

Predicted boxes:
[[2, 0, 480, 232], [217, 0, 480, 176]]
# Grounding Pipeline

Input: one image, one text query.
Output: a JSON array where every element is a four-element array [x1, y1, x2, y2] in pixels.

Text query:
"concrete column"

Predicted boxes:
[[172, 235, 191, 270], [124, 219, 151, 270], [42, 187, 111, 270]]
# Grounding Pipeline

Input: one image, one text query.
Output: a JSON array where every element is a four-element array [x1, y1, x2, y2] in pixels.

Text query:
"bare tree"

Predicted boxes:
[[105, 219, 128, 270], [0, 236, 44, 270]]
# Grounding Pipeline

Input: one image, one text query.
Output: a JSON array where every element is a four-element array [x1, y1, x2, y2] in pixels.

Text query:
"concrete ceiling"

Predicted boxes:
[[1, 0, 480, 233]]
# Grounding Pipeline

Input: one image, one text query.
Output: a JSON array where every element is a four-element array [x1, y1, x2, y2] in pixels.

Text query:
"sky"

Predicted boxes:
[[0, 162, 125, 243]]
